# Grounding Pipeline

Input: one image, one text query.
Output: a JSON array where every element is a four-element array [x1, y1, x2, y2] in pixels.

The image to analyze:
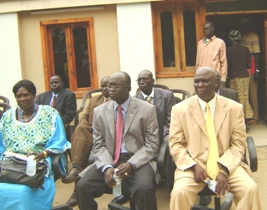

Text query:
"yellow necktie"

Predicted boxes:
[[206, 103, 219, 179]]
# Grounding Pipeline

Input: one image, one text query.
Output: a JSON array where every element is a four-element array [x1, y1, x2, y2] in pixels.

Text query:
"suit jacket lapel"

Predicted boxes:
[[44, 92, 52, 105], [214, 96, 227, 136], [106, 101, 115, 143], [124, 97, 137, 135], [189, 96, 208, 138], [54, 89, 64, 107], [153, 88, 162, 108], [136, 92, 145, 100]]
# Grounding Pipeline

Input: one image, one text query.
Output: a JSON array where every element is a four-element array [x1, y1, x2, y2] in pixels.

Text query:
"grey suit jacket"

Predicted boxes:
[[37, 88, 77, 124], [92, 96, 160, 183], [135, 88, 176, 141]]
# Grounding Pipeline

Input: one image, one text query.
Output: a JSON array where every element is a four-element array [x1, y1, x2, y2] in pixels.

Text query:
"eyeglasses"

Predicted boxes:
[[108, 84, 129, 89], [136, 77, 150, 82]]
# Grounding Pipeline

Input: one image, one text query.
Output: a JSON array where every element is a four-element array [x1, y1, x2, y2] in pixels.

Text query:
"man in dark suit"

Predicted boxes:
[[135, 70, 176, 142], [76, 71, 160, 210], [63, 76, 110, 207], [37, 75, 77, 141]]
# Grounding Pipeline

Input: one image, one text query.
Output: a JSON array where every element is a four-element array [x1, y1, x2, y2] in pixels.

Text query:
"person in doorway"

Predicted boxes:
[[169, 66, 262, 210], [196, 21, 227, 88], [37, 75, 77, 141], [63, 76, 110, 207], [227, 29, 253, 131], [76, 71, 160, 210], [239, 17, 261, 126]]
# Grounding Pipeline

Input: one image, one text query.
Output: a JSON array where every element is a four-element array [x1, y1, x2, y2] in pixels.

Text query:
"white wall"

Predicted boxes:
[[0, 13, 22, 107], [116, 3, 155, 95]]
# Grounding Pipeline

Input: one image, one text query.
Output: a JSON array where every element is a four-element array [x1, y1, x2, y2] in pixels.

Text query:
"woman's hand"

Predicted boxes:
[[27, 152, 44, 163]]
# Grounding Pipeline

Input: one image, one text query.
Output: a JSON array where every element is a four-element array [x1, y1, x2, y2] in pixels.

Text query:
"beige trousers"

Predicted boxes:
[[170, 166, 262, 210]]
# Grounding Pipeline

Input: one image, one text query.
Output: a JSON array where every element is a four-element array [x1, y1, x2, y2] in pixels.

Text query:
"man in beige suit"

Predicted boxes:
[[76, 71, 160, 210], [169, 66, 262, 210]]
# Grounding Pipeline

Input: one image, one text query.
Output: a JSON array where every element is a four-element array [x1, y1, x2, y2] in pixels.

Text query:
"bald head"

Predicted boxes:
[[108, 71, 131, 104], [100, 76, 110, 98], [137, 70, 155, 95], [194, 66, 218, 102]]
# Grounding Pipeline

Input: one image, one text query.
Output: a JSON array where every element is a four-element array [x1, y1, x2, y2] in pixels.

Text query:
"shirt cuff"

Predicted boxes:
[[102, 164, 113, 173], [127, 161, 136, 170]]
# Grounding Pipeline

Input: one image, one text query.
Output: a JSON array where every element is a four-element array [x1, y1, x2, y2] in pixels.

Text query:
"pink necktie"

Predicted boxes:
[[114, 106, 123, 165], [51, 96, 57, 107]]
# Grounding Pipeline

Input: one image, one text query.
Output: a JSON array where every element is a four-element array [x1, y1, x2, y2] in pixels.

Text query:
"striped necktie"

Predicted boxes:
[[146, 96, 152, 104]]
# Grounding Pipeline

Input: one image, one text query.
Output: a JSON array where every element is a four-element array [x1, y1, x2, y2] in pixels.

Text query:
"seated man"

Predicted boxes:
[[199, 70, 240, 207], [169, 66, 262, 210], [76, 71, 160, 210], [135, 70, 176, 142], [37, 74, 77, 141], [62, 76, 110, 206]]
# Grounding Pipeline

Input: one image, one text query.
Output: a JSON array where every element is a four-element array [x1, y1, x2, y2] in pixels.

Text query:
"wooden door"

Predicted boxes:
[[263, 14, 267, 124]]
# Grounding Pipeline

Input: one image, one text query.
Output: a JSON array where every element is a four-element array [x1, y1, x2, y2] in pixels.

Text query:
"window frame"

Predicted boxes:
[[152, 0, 205, 78], [40, 17, 98, 98]]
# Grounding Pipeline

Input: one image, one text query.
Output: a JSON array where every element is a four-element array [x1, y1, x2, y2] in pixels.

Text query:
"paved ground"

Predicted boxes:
[[53, 121, 267, 209]]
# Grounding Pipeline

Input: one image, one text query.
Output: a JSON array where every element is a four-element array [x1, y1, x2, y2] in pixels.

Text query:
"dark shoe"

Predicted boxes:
[[199, 195, 212, 206], [111, 194, 130, 205], [62, 168, 81, 183], [66, 191, 78, 207]]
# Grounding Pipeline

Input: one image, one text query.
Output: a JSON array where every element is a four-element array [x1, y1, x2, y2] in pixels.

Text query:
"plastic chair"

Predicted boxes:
[[74, 88, 102, 128], [153, 84, 169, 90], [0, 103, 11, 112], [0, 95, 10, 105], [170, 89, 191, 102]]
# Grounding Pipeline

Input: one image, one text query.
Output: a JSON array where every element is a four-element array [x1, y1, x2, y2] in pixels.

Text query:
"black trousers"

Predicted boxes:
[[76, 157, 157, 210]]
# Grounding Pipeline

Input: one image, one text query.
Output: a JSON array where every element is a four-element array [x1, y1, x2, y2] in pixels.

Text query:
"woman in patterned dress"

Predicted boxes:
[[0, 80, 70, 210], [227, 30, 254, 131]]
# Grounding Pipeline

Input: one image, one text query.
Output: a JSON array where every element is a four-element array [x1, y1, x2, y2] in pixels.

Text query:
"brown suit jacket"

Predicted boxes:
[[78, 94, 105, 132], [169, 94, 248, 180]]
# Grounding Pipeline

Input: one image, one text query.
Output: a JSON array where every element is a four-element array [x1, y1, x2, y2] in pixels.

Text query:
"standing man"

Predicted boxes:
[[196, 21, 227, 88], [37, 75, 77, 141], [62, 76, 110, 206], [76, 71, 160, 210], [135, 70, 176, 142], [169, 66, 262, 210], [239, 17, 261, 126]]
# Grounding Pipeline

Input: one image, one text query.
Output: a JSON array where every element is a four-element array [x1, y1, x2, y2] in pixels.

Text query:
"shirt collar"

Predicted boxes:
[[141, 88, 154, 99], [197, 94, 217, 113], [52, 92, 58, 98], [113, 96, 130, 112], [202, 35, 216, 42]]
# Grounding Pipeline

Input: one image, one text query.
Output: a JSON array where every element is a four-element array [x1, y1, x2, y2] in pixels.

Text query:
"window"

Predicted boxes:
[[152, 1, 205, 78], [40, 18, 98, 97]]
